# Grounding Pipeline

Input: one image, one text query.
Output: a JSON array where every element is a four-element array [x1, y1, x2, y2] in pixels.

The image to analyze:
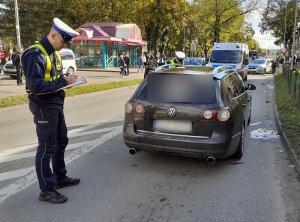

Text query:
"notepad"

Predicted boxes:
[[59, 76, 87, 90]]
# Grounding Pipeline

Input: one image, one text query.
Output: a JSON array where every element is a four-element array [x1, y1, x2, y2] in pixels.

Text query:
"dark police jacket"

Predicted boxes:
[[22, 37, 68, 110]]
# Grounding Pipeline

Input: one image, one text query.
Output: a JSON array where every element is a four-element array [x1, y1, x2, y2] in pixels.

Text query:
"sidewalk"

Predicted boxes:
[[0, 67, 144, 99]]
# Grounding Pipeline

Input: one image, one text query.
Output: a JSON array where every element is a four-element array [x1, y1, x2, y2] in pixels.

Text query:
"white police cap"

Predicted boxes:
[[175, 51, 185, 60], [52, 18, 79, 43]]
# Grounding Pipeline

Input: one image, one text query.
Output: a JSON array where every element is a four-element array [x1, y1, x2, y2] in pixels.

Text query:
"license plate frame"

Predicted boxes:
[[153, 120, 192, 134]]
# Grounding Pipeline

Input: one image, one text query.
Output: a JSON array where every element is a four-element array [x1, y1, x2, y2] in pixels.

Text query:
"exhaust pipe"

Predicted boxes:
[[129, 148, 139, 155], [206, 156, 216, 164]]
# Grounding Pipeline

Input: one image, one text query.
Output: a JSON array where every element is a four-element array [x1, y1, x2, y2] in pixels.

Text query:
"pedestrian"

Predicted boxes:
[[144, 53, 157, 78], [7, 49, 14, 62], [123, 53, 130, 76], [13, 46, 24, 85], [271, 60, 276, 73], [118, 55, 126, 77], [21, 18, 80, 204], [137, 54, 144, 73]]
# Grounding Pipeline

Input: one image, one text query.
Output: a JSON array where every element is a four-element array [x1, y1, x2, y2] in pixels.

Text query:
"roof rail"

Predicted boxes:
[[154, 64, 185, 72], [212, 65, 235, 80], [212, 65, 235, 74]]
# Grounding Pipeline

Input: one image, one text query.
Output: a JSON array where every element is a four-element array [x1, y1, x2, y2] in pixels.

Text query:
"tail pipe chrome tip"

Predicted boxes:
[[129, 148, 140, 155], [206, 156, 216, 164]]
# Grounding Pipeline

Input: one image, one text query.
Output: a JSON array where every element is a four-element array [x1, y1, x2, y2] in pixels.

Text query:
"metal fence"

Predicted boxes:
[[282, 62, 300, 107]]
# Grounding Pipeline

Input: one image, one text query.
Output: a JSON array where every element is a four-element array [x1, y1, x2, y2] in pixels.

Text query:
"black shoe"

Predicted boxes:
[[53, 176, 80, 189], [39, 188, 68, 204]]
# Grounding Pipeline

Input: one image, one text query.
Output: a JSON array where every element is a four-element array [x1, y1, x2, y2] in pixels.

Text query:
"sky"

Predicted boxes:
[[246, 1, 280, 50]]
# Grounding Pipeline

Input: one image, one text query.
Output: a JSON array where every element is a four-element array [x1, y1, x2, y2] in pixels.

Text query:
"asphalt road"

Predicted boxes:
[[0, 74, 299, 222]]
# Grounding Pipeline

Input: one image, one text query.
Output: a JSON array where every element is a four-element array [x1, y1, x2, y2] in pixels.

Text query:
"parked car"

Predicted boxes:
[[59, 49, 77, 75], [183, 57, 206, 67], [3, 60, 17, 79], [0, 50, 9, 65], [123, 65, 256, 163], [247, 59, 272, 74]]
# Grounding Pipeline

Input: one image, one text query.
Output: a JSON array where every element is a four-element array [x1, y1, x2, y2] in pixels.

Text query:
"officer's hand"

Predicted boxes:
[[65, 75, 78, 85]]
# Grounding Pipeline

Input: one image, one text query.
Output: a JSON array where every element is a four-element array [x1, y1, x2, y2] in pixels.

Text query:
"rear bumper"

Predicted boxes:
[[123, 124, 241, 159], [247, 69, 263, 74]]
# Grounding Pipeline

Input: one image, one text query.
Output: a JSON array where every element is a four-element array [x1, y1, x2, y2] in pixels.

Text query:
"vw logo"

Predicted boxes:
[[167, 107, 176, 117]]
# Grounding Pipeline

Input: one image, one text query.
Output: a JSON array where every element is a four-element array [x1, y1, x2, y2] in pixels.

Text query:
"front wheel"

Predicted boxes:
[[232, 124, 245, 159]]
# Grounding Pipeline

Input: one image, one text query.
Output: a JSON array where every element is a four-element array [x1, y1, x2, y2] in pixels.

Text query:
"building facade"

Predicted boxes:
[[72, 22, 147, 69]]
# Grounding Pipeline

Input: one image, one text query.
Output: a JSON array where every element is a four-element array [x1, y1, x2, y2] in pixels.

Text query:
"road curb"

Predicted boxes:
[[273, 76, 300, 174]]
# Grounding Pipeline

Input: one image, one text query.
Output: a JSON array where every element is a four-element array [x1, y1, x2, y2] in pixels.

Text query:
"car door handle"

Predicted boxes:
[[243, 104, 246, 107]]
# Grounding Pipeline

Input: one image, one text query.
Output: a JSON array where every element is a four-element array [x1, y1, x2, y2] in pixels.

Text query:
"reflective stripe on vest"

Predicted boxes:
[[29, 44, 61, 81], [55, 51, 62, 72]]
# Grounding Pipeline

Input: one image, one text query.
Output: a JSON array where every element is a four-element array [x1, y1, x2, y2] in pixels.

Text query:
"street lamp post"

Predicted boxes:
[[291, 0, 298, 71], [14, 0, 21, 48], [284, 3, 288, 49]]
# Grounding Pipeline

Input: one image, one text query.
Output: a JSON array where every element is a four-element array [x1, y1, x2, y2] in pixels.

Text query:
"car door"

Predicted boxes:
[[221, 73, 244, 135], [231, 72, 250, 123]]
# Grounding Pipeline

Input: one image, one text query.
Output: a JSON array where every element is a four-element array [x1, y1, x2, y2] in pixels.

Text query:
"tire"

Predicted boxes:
[[232, 124, 245, 159], [66, 67, 75, 75]]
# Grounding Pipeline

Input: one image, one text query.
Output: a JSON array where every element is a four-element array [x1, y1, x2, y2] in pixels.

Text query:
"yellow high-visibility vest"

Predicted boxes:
[[29, 44, 62, 81]]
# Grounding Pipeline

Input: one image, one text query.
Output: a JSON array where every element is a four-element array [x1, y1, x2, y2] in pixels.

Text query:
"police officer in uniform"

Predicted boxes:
[[22, 18, 80, 204], [167, 51, 186, 64]]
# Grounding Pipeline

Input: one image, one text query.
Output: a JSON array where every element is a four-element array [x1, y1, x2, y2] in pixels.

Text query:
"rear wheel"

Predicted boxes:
[[232, 124, 245, 159]]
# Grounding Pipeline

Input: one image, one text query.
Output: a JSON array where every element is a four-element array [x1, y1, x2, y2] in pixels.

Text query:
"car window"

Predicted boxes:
[[222, 75, 238, 98], [135, 74, 217, 104], [230, 72, 245, 95]]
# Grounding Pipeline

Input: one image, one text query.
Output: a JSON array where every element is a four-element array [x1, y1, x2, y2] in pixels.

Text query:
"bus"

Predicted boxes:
[[208, 43, 249, 81]]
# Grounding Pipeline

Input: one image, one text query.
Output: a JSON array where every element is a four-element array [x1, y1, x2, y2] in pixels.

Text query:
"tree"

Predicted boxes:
[[260, 0, 295, 56], [193, 0, 259, 44]]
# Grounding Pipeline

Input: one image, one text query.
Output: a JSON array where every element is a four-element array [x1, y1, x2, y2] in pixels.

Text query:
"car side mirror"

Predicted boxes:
[[246, 83, 256, 90]]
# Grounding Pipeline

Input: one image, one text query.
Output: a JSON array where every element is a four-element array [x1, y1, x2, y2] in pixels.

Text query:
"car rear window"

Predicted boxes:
[[135, 74, 217, 104]]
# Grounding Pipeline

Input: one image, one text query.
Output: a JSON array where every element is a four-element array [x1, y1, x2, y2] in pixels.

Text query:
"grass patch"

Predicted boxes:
[[0, 79, 142, 109], [275, 72, 300, 159]]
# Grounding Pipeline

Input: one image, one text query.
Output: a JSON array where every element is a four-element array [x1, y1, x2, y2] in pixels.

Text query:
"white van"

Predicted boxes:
[[208, 43, 249, 80], [59, 49, 77, 75]]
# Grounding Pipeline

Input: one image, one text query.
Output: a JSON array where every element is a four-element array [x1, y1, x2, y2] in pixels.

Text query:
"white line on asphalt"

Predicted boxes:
[[0, 126, 122, 203], [0, 117, 123, 158], [0, 127, 117, 164], [0, 167, 35, 181], [0, 142, 86, 164], [250, 122, 261, 126]]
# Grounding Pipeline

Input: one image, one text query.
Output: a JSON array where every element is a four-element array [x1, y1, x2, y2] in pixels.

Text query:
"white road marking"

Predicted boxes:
[[0, 142, 86, 164], [0, 117, 123, 158], [0, 126, 122, 203], [0, 127, 117, 164], [0, 167, 35, 181], [250, 122, 261, 126]]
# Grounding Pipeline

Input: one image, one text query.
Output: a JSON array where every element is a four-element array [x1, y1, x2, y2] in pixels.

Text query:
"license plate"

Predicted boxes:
[[153, 120, 192, 134]]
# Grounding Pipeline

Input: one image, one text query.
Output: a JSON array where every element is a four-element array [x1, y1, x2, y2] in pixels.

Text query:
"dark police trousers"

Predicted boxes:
[[30, 106, 69, 191]]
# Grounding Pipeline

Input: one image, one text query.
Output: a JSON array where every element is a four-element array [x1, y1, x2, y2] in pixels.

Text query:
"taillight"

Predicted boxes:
[[199, 109, 230, 122], [125, 102, 145, 114], [217, 109, 230, 122], [199, 109, 217, 120]]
